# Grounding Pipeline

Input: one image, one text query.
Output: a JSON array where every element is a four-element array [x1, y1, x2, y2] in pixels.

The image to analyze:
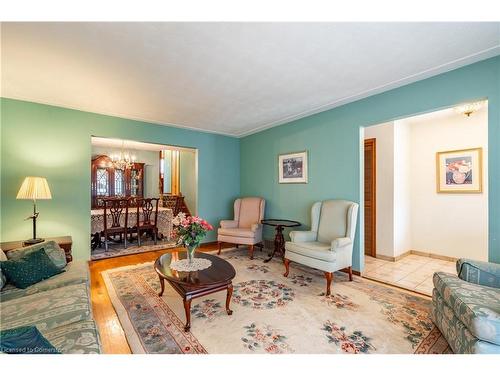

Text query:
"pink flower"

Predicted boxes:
[[200, 220, 213, 231]]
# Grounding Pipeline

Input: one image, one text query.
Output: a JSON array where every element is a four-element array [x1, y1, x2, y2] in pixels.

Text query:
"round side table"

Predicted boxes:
[[261, 219, 300, 263]]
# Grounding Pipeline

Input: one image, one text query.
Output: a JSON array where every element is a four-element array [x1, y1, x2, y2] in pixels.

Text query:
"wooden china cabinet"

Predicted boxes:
[[91, 155, 145, 208]]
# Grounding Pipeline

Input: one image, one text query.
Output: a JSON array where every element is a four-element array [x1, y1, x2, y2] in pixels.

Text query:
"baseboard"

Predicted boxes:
[[375, 250, 457, 263], [199, 241, 218, 248], [375, 251, 410, 262], [409, 250, 458, 263]]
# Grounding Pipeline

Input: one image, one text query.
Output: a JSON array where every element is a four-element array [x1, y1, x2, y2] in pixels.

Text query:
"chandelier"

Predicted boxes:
[[111, 141, 136, 169]]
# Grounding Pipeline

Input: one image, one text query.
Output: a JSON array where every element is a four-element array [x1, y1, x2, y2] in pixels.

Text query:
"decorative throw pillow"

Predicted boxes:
[[6, 240, 67, 270], [0, 326, 60, 354], [0, 248, 64, 289], [0, 248, 6, 290]]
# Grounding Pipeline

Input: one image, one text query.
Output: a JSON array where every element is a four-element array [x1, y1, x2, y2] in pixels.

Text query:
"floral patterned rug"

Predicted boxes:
[[102, 247, 451, 354], [91, 239, 177, 260]]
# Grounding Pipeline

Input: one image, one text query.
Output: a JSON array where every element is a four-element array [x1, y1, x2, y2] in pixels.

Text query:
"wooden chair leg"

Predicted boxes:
[[325, 272, 333, 296], [283, 258, 290, 277], [217, 241, 222, 255], [235, 244, 239, 248], [348, 266, 353, 281], [153, 229, 157, 245], [249, 245, 254, 260], [138, 229, 141, 247]]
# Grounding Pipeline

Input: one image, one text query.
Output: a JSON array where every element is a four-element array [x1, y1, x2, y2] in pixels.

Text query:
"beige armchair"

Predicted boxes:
[[284, 200, 359, 295], [217, 197, 265, 259]]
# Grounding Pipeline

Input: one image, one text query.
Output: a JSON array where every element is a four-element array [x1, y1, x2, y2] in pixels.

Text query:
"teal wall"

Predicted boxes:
[[240, 56, 500, 271], [0, 99, 240, 260], [2, 56, 499, 268]]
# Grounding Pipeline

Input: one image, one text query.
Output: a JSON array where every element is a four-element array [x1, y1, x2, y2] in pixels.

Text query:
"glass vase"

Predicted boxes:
[[186, 244, 198, 264]]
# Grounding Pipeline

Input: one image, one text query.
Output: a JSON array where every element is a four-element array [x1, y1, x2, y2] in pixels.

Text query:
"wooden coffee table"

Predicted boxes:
[[154, 251, 236, 332]]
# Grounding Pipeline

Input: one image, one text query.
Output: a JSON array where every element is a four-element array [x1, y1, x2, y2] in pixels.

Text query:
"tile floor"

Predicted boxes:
[[363, 254, 457, 296]]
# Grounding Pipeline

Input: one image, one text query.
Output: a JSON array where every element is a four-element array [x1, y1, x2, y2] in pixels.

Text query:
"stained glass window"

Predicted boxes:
[[96, 168, 109, 196], [115, 169, 125, 196]]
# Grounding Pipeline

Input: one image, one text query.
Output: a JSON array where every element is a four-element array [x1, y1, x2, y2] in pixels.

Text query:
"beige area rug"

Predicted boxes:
[[102, 247, 452, 354], [91, 240, 177, 260]]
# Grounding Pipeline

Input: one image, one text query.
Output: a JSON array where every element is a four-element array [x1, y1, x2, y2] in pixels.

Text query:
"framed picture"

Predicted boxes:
[[436, 147, 483, 193], [278, 151, 308, 184]]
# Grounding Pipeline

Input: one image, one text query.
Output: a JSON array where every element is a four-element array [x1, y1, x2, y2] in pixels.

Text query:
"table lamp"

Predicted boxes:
[[16, 176, 52, 244]]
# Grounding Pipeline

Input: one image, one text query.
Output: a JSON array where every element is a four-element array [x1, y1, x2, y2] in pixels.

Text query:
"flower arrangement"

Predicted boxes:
[[172, 212, 214, 262]]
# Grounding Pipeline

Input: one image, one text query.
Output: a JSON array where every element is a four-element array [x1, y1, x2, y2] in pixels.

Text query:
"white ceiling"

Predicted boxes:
[[2, 22, 499, 137]]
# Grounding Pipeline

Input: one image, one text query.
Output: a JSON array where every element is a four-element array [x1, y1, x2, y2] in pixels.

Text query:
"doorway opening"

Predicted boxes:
[[90, 136, 198, 260], [361, 101, 488, 296]]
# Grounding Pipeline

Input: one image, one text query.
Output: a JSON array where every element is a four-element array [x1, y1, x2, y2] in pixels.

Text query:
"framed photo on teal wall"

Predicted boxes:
[[278, 151, 308, 184]]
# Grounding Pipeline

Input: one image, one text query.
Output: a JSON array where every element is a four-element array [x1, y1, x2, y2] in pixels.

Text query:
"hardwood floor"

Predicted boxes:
[[89, 242, 230, 354]]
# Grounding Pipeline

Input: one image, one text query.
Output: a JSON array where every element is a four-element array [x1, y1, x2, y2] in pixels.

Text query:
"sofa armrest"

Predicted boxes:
[[457, 259, 500, 289], [331, 237, 352, 251], [289, 231, 317, 243], [220, 220, 238, 229]]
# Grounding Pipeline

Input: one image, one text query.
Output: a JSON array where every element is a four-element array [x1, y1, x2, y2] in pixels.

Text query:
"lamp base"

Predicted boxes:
[[24, 238, 45, 245]]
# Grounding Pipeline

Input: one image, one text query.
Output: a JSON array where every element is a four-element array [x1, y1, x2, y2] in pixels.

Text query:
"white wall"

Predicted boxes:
[[364, 106, 488, 261], [364, 122, 394, 258], [408, 107, 488, 261], [393, 120, 412, 257]]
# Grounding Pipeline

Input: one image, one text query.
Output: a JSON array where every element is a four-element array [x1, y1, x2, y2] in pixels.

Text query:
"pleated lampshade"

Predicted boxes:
[[16, 177, 52, 200]]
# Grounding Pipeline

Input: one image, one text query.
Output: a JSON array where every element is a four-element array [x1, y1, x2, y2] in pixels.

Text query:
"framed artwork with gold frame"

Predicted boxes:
[[436, 147, 483, 193]]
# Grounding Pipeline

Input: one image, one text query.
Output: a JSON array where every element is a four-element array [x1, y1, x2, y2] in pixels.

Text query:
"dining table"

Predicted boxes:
[[90, 207, 173, 249]]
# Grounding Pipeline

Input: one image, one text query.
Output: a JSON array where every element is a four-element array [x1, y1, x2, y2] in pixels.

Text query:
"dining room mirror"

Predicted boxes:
[[90, 136, 198, 260]]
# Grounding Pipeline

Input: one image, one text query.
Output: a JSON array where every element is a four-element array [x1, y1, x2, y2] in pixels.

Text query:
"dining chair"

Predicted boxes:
[[102, 198, 130, 251], [134, 198, 160, 246]]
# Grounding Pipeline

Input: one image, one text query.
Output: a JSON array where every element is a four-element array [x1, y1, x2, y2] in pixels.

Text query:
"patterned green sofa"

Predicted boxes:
[[431, 259, 500, 354], [0, 241, 101, 354]]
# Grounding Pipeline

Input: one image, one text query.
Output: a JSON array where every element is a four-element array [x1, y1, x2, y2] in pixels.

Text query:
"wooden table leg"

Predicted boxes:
[[226, 283, 233, 315], [264, 225, 285, 263], [91, 232, 101, 250], [183, 297, 192, 332], [158, 276, 165, 297]]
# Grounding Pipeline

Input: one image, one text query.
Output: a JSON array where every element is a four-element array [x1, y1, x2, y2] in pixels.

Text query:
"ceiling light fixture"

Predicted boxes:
[[455, 101, 484, 117], [111, 140, 136, 169]]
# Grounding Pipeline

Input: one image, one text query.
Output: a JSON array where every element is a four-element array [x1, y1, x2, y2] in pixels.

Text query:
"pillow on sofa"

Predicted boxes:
[[0, 248, 64, 289], [0, 326, 60, 354], [0, 248, 6, 290], [6, 240, 67, 270]]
